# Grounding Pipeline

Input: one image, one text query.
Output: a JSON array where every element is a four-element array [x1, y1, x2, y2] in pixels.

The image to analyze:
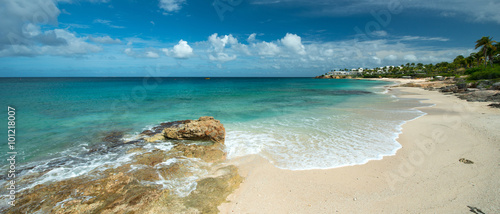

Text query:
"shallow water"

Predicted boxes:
[[0, 77, 429, 187]]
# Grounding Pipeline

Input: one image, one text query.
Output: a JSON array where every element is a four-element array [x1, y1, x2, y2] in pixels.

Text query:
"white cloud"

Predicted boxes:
[[88, 35, 121, 44], [163, 39, 194, 59], [93, 19, 125, 29], [207, 33, 239, 62], [404, 54, 418, 61], [372, 30, 388, 37], [256, 41, 280, 56], [280, 33, 306, 55], [0, 0, 103, 57], [384, 54, 397, 61], [400, 36, 449, 42], [146, 51, 159, 58], [159, 0, 186, 13], [124, 48, 134, 56]]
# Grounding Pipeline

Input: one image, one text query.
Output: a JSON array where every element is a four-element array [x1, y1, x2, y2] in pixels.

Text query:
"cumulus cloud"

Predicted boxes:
[[162, 39, 194, 59], [256, 41, 280, 56], [159, 0, 186, 13], [0, 0, 103, 57], [280, 33, 306, 55], [88, 35, 121, 44], [207, 33, 239, 62]]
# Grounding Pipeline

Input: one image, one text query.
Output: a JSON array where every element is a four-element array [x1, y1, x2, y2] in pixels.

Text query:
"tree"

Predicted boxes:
[[453, 55, 466, 68], [475, 36, 497, 67]]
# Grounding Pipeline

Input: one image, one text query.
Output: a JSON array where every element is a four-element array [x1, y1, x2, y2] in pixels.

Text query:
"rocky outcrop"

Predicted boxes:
[[143, 116, 225, 144], [4, 117, 241, 214], [457, 90, 500, 102], [491, 82, 500, 90]]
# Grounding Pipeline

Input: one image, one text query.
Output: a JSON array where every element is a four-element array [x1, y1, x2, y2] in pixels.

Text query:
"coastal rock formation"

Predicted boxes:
[[457, 90, 500, 102], [143, 116, 225, 144], [4, 117, 241, 214]]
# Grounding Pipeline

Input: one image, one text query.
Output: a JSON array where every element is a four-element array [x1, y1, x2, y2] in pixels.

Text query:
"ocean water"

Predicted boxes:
[[0, 77, 428, 189]]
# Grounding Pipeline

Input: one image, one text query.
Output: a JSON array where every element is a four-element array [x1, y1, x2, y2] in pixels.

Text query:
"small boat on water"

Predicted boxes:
[[205, 78, 210, 80]]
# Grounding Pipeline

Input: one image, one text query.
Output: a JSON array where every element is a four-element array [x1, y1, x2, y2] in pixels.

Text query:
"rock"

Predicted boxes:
[[183, 165, 243, 214], [457, 90, 500, 102], [456, 83, 467, 90], [488, 103, 500, 108], [5, 116, 241, 214], [486, 93, 500, 102], [102, 131, 124, 143], [142, 117, 225, 144], [459, 158, 474, 164], [440, 85, 458, 93], [163, 116, 225, 144], [133, 149, 171, 166], [491, 82, 500, 90], [172, 142, 226, 163], [477, 80, 492, 90]]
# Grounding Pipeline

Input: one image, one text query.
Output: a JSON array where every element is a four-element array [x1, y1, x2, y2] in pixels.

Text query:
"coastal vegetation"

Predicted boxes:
[[319, 36, 500, 82]]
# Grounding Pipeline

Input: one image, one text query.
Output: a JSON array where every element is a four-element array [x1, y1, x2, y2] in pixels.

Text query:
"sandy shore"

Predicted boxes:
[[219, 86, 500, 213]]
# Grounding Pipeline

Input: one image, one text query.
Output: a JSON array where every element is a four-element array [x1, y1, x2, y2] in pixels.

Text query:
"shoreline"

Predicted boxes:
[[219, 83, 500, 213]]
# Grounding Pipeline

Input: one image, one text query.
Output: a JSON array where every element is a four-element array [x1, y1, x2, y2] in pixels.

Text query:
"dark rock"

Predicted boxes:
[[486, 93, 500, 102], [477, 80, 492, 90], [456, 83, 467, 89], [457, 91, 498, 102], [488, 103, 500, 108], [491, 82, 500, 90], [459, 158, 474, 164], [102, 131, 124, 143], [440, 85, 458, 93]]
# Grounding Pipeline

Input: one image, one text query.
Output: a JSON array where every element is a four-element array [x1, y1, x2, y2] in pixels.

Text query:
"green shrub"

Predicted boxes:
[[465, 67, 482, 75], [468, 69, 500, 80]]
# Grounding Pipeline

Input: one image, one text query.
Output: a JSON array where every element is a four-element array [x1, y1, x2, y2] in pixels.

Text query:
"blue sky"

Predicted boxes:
[[1, 0, 499, 77]]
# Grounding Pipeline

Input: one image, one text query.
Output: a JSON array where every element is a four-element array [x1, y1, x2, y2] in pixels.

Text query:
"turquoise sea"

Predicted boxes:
[[0, 77, 428, 191]]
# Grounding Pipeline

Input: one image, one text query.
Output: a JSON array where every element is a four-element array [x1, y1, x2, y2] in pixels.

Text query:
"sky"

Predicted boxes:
[[0, 0, 499, 77]]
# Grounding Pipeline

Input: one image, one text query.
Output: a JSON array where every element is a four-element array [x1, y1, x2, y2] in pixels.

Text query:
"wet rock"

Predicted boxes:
[[157, 162, 194, 180], [172, 142, 226, 163], [183, 165, 243, 214], [129, 167, 160, 181], [102, 131, 124, 143], [133, 149, 171, 166], [5, 116, 240, 214], [126, 147, 146, 154]]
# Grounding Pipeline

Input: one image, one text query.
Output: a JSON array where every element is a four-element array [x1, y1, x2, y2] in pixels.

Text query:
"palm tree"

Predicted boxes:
[[475, 36, 497, 67]]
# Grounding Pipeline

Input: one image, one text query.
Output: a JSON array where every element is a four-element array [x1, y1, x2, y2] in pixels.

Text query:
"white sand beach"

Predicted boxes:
[[219, 86, 500, 213]]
